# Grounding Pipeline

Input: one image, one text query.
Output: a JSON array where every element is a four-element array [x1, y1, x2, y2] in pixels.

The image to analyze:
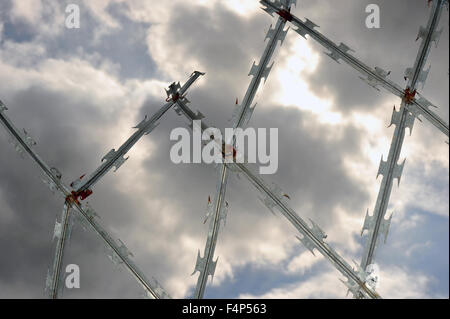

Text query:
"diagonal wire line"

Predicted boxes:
[[260, 0, 449, 137], [46, 202, 72, 299], [359, 0, 447, 273], [0, 100, 170, 299], [189, 0, 295, 299], [174, 97, 381, 299], [71, 71, 204, 198]]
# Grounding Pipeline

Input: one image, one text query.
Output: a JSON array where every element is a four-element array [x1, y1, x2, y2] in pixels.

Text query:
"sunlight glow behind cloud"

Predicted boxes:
[[274, 40, 342, 125]]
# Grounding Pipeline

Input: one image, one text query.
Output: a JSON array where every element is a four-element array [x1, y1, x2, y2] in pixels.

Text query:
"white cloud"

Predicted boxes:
[[0, 40, 47, 68], [286, 251, 323, 275], [11, 0, 43, 24], [377, 266, 438, 299], [272, 38, 343, 125], [239, 270, 349, 299], [396, 213, 426, 232], [10, 0, 64, 37], [240, 265, 439, 299], [80, 0, 124, 42], [404, 241, 432, 258]]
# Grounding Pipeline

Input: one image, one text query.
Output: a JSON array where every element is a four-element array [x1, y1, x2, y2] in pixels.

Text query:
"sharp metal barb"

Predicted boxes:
[[192, 164, 228, 299], [188, 1, 293, 298], [231, 162, 380, 299], [0, 102, 169, 299], [46, 203, 73, 299], [232, 13, 290, 131], [71, 201, 171, 299], [259, 0, 449, 137], [72, 72, 205, 197], [173, 97, 381, 299], [359, 0, 446, 276]]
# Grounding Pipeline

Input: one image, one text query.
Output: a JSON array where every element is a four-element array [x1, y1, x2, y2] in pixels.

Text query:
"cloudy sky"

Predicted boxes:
[[0, 0, 448, 299]]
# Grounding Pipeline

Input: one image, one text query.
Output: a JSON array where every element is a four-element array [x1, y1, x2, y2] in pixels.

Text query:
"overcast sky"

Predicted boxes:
[[0, 0, 448, 299]]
